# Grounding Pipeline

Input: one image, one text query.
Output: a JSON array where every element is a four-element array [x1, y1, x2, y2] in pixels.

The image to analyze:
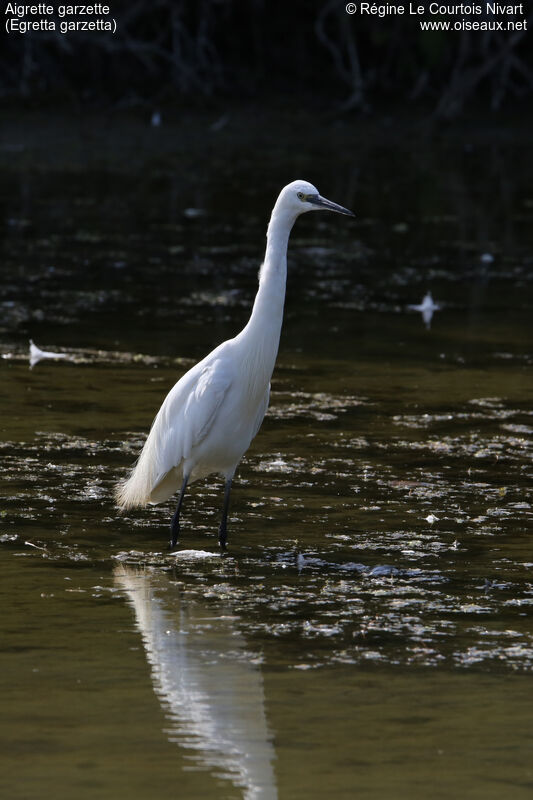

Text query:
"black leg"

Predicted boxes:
[[218, 477, 233, 551], [170, 474, 189, 549]]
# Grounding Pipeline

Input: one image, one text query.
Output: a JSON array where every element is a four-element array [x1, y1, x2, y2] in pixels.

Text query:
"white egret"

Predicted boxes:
[[115, 180, 354, 549]]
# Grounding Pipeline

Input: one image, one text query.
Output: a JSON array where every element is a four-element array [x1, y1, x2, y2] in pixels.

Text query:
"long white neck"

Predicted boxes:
[[237, 204, 296, 380], [247, 206, 295, 335]]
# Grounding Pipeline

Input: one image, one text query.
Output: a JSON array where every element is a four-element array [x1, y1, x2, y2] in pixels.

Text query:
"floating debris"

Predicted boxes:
[[24, 540, 47, 552], [183, 207, 206, 219], [172, 549, 221, 560], [210, 113, 229, 132]]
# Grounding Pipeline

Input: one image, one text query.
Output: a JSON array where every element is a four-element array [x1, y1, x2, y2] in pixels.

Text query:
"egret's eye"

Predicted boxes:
[[297, 192, 305, 201]]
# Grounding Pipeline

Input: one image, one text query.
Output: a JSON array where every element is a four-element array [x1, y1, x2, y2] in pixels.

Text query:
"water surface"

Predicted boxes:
[[1, 119, 532, 798]]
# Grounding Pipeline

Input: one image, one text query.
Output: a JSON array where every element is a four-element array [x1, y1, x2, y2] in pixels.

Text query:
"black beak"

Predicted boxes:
[[308, 194, 355, 217]]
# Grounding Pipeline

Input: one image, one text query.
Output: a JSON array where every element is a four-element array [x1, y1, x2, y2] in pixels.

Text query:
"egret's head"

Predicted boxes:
[[277, 180, 354, 219]]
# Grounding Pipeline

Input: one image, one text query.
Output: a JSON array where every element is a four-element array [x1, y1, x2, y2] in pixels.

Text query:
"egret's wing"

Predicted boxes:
[[182, 359, 232, 459], [250, 384, 270, 440], [118, 355, 233, 507], [147, 361, 232, 501]]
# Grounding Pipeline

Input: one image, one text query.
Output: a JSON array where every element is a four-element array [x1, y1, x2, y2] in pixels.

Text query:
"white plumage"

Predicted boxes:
[[116, 180, 354, 548]]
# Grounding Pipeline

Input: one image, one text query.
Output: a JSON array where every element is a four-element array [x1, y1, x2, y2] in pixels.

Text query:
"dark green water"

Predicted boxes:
[[1, 115, 532, 798]]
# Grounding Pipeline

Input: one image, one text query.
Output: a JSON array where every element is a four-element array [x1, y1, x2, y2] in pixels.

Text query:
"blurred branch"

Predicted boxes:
[[315, 0, 366, 111], [0, 0, 532, 116], [435, 24, 531, 117]]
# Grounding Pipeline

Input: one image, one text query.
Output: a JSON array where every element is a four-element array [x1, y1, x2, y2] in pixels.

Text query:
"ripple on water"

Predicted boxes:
[[268, 390, 366, 422], [1, 359, 532, 672]]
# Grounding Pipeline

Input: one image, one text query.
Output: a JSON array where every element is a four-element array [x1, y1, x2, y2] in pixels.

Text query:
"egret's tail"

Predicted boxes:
[[115, 415, 182, 509], [115, 456, 153, 510], [115, 423, 163, 509]]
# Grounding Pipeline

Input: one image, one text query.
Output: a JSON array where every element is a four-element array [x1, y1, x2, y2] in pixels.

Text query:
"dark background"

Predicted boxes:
[[1, 0, 532, 119]]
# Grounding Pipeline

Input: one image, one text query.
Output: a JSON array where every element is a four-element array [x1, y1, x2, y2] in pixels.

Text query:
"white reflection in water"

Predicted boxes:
[[407, 291, 441, 330], [114, 565, 277, 800]]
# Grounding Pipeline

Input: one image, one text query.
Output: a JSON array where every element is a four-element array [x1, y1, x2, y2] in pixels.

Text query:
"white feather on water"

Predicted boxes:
[[407, 292, 441, 330], [29, 339, 71, 368]]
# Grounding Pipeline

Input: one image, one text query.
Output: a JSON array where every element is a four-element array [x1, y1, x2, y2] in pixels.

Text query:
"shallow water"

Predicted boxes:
[[1, 122, 533, 798]]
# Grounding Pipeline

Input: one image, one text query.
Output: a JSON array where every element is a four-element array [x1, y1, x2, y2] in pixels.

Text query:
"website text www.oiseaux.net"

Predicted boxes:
[[345, 2, 528, 31]]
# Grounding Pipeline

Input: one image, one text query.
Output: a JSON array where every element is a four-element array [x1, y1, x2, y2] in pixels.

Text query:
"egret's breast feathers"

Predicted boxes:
[[182, 360, 232, 459]]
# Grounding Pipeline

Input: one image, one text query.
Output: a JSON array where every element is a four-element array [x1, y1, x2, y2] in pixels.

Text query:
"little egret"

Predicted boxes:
[[116, 180, 354, 549]]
